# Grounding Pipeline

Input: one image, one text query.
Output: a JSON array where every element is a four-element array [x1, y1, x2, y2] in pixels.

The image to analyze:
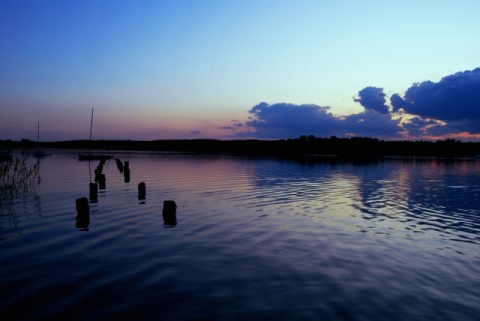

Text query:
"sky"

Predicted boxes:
[[1, 0, 479, 142]]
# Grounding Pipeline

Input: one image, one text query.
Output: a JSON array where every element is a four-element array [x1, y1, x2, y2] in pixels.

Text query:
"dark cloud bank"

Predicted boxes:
[[234, 68, 480, 140]]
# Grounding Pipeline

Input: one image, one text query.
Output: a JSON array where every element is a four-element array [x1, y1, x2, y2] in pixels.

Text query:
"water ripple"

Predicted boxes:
[[1, 152, 480, 321]]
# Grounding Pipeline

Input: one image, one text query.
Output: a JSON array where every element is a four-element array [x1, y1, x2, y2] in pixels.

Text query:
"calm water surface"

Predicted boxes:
[[1, 151, 479, 321]]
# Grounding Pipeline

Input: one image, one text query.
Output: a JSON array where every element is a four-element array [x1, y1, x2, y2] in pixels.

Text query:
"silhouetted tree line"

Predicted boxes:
[[1, 136, 480, 158]]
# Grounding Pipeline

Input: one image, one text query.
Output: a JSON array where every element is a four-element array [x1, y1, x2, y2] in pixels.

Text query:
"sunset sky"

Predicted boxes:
[[1, 0, 479, 141]]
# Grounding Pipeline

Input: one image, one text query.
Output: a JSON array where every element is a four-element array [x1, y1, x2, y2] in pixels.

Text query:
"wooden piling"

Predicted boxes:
[[76, 197, 90, 215], [124, 161, 130, 183], [115, 158, 124, 172], [98, 174, 106, 189], [94, 167, 102, 182], [162, 200, 177, 225], [89, 182, 98, 201], [138, 182, 146, 200], [75, 197, 90, 229]]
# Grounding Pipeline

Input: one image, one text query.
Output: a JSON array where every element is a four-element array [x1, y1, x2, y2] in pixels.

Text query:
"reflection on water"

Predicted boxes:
[[353, 160, 480, 247], [1, 151, 479, 320]]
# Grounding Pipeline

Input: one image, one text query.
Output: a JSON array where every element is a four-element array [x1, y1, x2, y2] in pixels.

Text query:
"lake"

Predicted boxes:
[[1, 151, 479, 321]]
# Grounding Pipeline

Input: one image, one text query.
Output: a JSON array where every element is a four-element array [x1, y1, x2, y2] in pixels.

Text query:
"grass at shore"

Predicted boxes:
[[1, 156, 41, 200]]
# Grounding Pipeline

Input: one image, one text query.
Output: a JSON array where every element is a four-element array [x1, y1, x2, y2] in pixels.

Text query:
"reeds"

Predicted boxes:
[[0, 156, 41, 199]]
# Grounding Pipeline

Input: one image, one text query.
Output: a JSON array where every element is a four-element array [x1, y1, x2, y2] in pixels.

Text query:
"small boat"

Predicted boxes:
[[78, 109, 113, 161]]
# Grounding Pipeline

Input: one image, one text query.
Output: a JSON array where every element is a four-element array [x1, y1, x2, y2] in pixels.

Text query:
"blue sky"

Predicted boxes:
[[1, 0, 479, 141]]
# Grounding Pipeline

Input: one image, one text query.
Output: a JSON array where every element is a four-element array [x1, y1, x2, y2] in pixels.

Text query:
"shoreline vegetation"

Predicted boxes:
[[0, 156, 41, 200], [1, 136, 480, 159]]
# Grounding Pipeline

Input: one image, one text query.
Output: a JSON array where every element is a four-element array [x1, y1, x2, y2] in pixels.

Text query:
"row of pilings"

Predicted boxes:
[[76, 158, 176, 230]]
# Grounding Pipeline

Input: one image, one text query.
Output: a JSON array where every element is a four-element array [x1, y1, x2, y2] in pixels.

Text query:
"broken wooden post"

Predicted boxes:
[[94, 167, 102, 182], [76, 197, 90, 215], [138, 182, 146, 200], [124, 161, 130, 183], [89, 182, 98, 201], [162, 200, 177, 225], [98, 174, 106, 189], [76, 197, 90, 229], [115, 158, 124, 172]]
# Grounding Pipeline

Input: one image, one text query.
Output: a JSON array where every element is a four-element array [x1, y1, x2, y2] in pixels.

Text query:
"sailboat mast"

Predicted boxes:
[[37, 121, 40, 143]]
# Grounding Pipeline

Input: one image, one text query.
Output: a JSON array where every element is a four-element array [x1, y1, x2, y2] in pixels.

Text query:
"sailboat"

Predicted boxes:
[[78, 109, 113, 161], [33, 121, 50, 158]]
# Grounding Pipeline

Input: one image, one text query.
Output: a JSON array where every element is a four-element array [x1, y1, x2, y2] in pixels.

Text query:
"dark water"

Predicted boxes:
[[1, 151, 479, 321]]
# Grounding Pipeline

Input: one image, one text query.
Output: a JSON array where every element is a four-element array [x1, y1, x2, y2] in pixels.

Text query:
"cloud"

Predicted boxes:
[[344, 111, 403, 137], [402, 116, 443, 137], [390, 68, 480, 121], [424, 119, 480, 136], [390, 93, 408, 112], [236, 102, 403, 139], [232, 68, 480, 140], [238, 102, 343, 139], [354, 87, 390, 114]]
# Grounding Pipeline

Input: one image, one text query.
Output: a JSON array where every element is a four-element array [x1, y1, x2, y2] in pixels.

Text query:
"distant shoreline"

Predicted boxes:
[[1, 137, 480, 159]]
